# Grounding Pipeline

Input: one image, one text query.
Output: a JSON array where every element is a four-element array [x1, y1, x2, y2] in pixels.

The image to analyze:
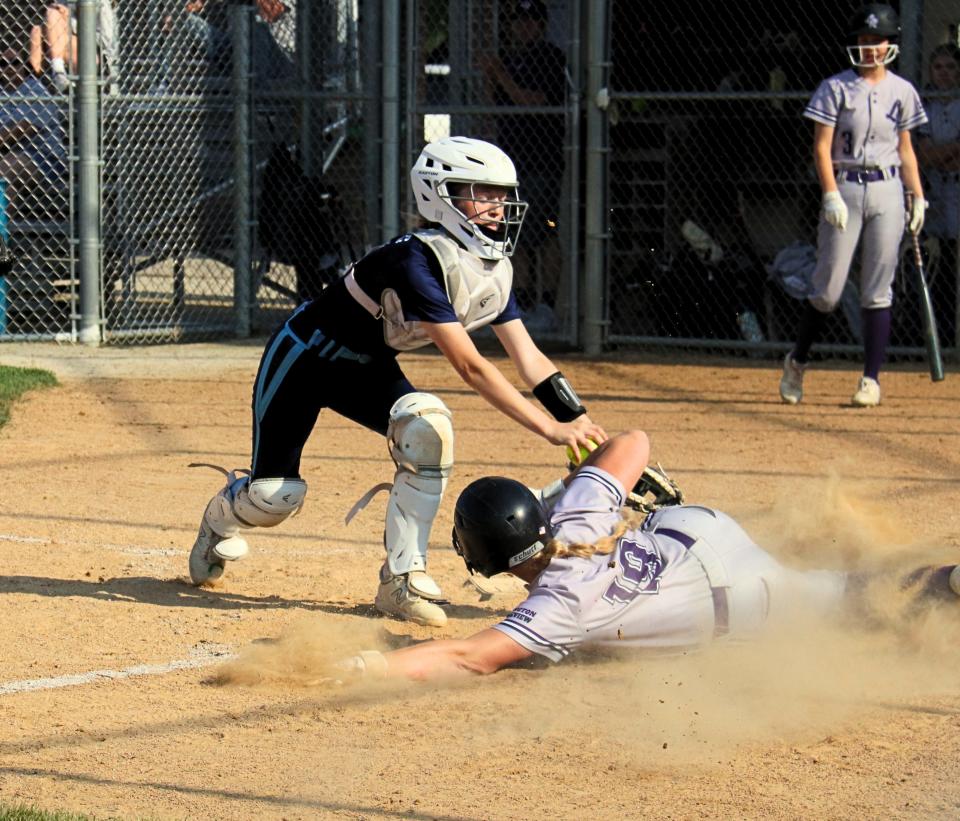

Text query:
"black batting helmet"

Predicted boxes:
[[846, 4, 900, 67], [452, 477, 550, 577], [847, 4, 901, 41]]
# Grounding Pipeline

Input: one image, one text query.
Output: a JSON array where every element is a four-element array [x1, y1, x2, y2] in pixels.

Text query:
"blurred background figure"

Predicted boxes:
[[160, 0, 294, 89], [916, 43, 960, 345], [481, 0, 566, 328], [44, 0, 118, 93], [0, 43, 67, 219]]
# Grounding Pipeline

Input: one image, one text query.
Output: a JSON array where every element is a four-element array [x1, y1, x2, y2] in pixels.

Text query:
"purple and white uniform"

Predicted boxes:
[[803, 69, 927, 311], [493, 467, 846, 662]]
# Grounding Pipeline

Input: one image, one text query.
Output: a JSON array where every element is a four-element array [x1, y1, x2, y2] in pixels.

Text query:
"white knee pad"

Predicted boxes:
[[205, 475, 307, 537], [387, 392, 454, 477], [384, 393, 454, 577]]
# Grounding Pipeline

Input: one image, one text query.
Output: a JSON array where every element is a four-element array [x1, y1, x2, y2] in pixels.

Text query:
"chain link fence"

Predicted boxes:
[[411, 0, 578, 341], [0, 0, 365, 343], [606, 0, 960, 358], [1, 0, 957, 358], [0, 6, 73, 339]]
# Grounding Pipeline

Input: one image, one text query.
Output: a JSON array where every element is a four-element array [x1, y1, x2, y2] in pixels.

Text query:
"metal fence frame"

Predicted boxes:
[[2, 0, 957, 361]]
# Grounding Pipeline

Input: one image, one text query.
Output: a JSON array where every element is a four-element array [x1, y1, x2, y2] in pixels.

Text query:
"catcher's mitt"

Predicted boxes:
[[625, 463, 685, 514]]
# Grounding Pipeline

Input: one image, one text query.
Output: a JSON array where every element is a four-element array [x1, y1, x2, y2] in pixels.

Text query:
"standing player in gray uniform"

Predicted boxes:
[[329, 429, 960, 681], [187, 137, 606, 628], [780, 4, 927, 407]]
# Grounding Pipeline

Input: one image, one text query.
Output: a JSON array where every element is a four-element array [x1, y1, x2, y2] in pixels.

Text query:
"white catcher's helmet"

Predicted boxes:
[[410, 136, 528, 260]]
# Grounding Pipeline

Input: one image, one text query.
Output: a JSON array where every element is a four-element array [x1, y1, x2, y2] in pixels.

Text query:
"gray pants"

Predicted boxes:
[[646, 506, 848, 638], [810, 176, 905, 312]]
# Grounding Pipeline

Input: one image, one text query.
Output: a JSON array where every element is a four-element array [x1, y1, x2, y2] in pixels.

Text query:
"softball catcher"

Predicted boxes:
[[780, 3, 927, 407], [188, 136, 606, 627]]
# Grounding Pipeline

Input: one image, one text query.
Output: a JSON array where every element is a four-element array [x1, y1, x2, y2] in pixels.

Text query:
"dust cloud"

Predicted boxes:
[[212, 619, 389, 688], [215, 476, 959, 763]]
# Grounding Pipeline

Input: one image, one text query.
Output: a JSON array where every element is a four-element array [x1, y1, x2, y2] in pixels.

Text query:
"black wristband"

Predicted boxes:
[[533, 371, 587, 422]]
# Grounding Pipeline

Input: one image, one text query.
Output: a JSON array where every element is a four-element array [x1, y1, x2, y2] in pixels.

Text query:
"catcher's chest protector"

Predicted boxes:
[[382, 230, 513, 351]]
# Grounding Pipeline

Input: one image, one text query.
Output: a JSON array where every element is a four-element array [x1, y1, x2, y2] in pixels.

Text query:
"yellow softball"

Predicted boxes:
[[565, 437, 599, 465]]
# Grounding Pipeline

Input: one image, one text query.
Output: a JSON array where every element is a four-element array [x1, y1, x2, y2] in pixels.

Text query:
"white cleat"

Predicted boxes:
[[188, 520, 249, 586], [779, 353, 806, 405], [851, 376, 881, 407], [375, 565, 447, 627]]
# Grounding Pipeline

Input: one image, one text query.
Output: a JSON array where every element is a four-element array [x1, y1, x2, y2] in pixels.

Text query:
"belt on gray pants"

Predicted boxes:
[[652, 526, 730, 638], [836, 166, 897, 184]]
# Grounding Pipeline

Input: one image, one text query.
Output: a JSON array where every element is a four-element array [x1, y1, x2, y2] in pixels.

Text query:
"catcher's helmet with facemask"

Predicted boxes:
[[846, 3, 900, 67], [453, 477, 550, 577], [410, 137, 528, 260]]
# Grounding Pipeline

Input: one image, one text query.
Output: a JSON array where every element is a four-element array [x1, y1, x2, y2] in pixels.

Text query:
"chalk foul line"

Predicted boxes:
[[0, 642, 236, 696]]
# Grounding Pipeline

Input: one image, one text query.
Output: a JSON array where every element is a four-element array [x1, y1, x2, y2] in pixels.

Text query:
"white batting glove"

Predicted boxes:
[[907, 195, 927, 235], [822, 191, 848, 232]]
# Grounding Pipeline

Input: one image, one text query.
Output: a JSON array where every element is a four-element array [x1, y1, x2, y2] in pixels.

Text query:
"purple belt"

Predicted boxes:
[[837, 166, 897, 184]]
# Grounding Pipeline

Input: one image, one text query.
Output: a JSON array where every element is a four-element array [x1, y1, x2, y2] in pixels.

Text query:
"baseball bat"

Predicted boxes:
[[905, 194, 945, 382]]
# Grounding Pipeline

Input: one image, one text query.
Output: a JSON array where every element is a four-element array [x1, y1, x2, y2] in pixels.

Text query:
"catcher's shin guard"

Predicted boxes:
[[376, 393, 454, 624], [188, 470, 306, 586]]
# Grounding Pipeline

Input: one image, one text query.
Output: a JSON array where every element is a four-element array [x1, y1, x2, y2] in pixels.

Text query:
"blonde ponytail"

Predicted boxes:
[[522, 509, 646, 575]]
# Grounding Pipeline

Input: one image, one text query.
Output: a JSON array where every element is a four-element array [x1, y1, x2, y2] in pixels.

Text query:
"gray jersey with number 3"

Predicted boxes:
[[805, 69, 927, 167]]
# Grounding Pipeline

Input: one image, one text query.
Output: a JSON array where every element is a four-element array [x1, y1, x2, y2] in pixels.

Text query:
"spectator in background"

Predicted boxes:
[[29, 19, 45, 77], [481, 0, 566, 326], [44, 0, 118, 93], [0, 44, 67, 218], [169, 0, 294, 85], [916, 43, 960, 344]]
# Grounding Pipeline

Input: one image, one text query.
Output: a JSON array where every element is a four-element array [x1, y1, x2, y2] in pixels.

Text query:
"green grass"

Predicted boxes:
[[0, 364, 58, 428], [0, 804, 96, 821]]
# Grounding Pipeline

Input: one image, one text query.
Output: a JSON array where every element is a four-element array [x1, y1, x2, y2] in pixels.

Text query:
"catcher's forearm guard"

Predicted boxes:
[[533, 371, 586, 422]]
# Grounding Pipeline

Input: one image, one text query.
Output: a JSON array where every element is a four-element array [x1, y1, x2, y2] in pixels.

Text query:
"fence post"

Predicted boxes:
[[297, 0, 313, 176], [231, 4, 253, 337], [899, 0, 922, 85], [381, 0, 401, 242], [362, 0, 382, 245], [565, 0, 582, 348], [582, 0, 608, 355], [77, 0, 102, 345]]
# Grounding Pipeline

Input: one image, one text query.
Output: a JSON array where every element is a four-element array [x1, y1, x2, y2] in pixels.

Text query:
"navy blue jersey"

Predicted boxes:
[[287, 234, 520, 359]]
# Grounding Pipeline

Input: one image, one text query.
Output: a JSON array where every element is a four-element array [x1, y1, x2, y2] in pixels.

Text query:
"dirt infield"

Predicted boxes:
[[0, 343, 958, 819]]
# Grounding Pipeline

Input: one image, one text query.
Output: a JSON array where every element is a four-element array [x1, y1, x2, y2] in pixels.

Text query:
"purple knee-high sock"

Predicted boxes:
[[792, 302, 828, 364], [862, 307, 891, 381]]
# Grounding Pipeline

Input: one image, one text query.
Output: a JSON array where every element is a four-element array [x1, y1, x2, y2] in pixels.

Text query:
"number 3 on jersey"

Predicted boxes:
[[840, 129, 853, 156]]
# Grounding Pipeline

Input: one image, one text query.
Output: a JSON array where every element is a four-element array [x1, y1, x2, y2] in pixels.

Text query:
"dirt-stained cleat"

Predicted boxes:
[[375, 565, 448, 627], [186, 467, 306, 586], [851, 376, 881, 407], [188, 518, 249, 586]]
